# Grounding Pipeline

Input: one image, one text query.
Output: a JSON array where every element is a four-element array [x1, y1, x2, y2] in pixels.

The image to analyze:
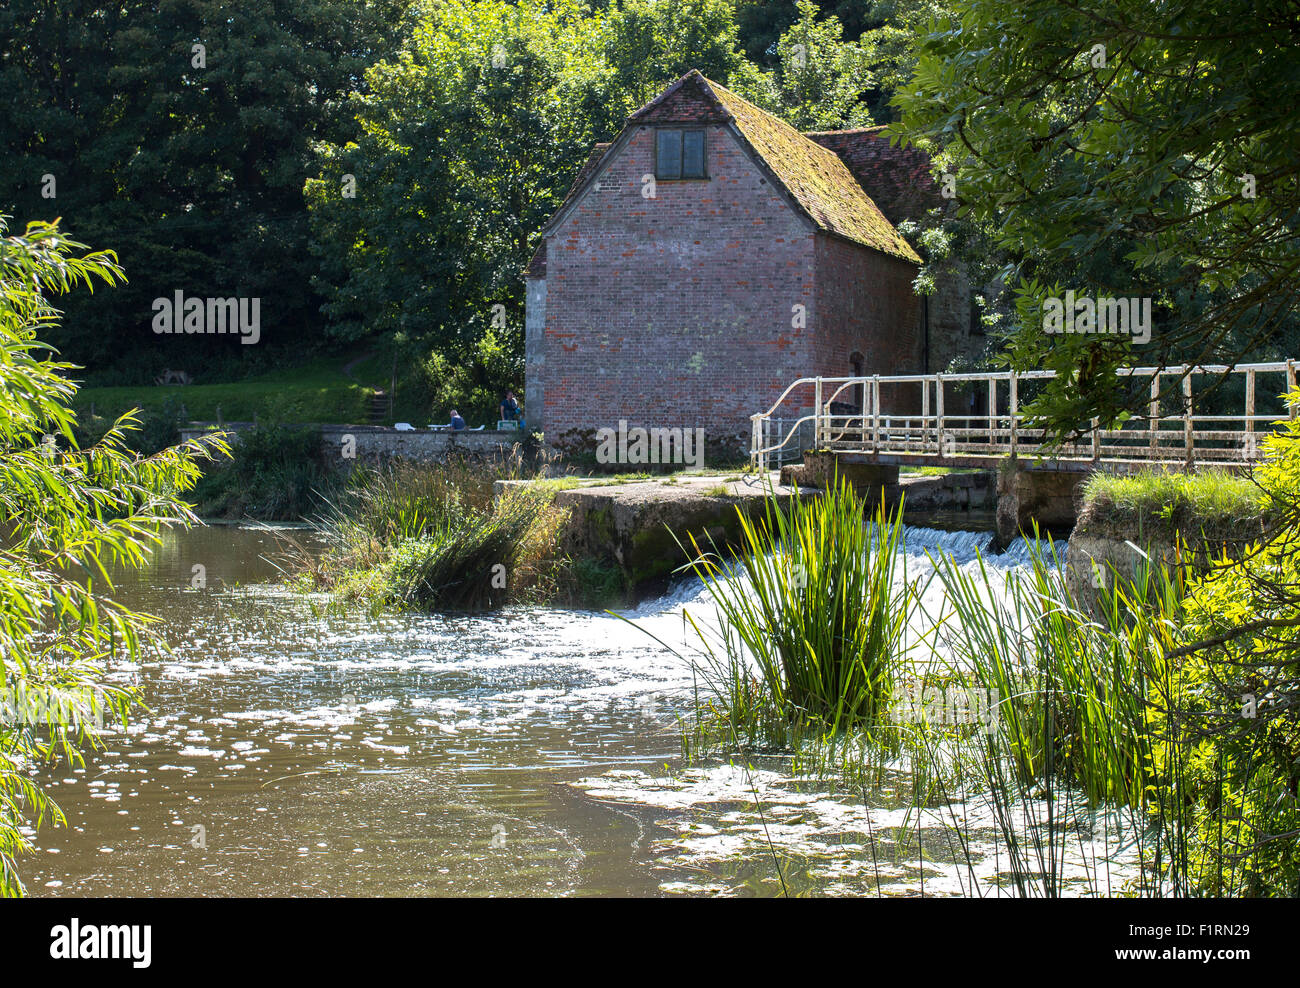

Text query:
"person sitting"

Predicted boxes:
[[499, 390, 520, 423], [449, 409, 466, 431]]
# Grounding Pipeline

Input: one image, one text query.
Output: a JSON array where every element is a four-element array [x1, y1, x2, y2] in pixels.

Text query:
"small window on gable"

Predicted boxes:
[[656, 128, 707, 180]]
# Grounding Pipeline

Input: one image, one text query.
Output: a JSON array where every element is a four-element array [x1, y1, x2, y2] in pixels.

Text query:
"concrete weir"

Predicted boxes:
[[994, 462, 1089, 547], [783, 449, 1087, 547], [498, 465, 999, 589]]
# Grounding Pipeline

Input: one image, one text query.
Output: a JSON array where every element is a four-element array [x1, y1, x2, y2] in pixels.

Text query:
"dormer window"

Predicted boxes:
[[656, 128, 707, 180]]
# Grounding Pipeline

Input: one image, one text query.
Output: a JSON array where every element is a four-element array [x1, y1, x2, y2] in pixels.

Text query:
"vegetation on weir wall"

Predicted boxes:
[[284, 458, 625, 611]]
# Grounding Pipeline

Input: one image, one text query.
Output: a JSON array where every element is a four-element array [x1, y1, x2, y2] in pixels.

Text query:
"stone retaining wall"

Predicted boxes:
[[180, 422, 526, 467]]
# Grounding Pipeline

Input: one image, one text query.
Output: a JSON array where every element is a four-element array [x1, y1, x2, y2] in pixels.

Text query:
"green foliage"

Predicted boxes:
[[893, 0, 1300, 437], [305, 0, 615, 364], [1165, 393, 1300, 895], [0, 0, 408, 378], [601, 0, 747, 112], [567, 557, 625, 608], [729, 1, 875, 131], [191, 424, 335, 520], [414, 327, 523, 428], [0, 218, 225, 895], [681, 479, 917, 748]]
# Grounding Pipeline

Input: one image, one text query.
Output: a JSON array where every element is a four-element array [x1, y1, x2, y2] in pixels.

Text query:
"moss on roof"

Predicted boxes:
[[703, 76, 920, 264], [536, 71, 920, 267]]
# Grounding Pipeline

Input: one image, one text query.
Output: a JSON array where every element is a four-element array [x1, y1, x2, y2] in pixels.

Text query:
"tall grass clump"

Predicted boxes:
[[384, 487, 550, 611], [286, 454, 581, 611], [924, 535, 1200, 896], [680, 477, 918, 750]]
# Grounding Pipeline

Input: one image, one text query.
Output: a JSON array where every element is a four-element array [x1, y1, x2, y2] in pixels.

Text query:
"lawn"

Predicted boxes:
[[74, 354, 378, 426]]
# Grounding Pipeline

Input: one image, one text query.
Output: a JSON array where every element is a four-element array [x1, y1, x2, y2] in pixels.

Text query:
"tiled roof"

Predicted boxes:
[[803, 126, 943, 228]]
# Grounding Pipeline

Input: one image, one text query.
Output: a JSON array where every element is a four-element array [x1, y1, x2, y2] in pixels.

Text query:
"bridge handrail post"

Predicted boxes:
[[982, 377, 993, 444], [935, 373, 945, 458], [1245, 369, 1256, 462], [1009, 371, 1018, 456], [1184, 373, 1194, 467], [872, 375, 880, 453], [1290, 360, 1297, 419], [1150, 374, 1160, 459], [921, 378, 930, 454], [814, 377, 823, 447]]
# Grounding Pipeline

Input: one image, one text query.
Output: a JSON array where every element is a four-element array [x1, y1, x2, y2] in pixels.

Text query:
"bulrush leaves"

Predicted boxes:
[[680, 477, 919, 748]]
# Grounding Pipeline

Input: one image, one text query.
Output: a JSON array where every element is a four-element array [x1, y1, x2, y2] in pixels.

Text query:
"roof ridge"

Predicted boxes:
[[803, 125, 889, 136]]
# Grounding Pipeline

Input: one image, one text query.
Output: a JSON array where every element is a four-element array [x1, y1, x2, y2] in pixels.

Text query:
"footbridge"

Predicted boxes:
[[750, 361, 1296, 543], [750, 361, 1296, 473]]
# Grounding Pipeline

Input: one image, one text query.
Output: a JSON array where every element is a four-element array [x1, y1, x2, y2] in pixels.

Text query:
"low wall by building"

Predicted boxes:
[[180, 422, 527, 467]]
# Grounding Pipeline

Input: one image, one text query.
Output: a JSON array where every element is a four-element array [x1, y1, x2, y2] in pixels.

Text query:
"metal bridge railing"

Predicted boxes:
[[750, 361, 1298, 473]]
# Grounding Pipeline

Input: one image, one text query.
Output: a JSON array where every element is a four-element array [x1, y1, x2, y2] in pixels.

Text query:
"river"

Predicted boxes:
[[26, 522, 1116, 898]]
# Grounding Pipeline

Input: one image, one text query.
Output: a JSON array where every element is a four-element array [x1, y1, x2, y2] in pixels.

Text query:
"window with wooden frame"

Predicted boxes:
[[655, 128, 707, 180]]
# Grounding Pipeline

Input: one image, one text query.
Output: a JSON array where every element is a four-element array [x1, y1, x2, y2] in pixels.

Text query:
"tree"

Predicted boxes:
[[893, 0, 1300, 438], [731, 1, 876, 131], [0, 217, 226, 894], [306, 0, 612, 393], [0, 0, 405, 380], [600, 0, 746, 114]]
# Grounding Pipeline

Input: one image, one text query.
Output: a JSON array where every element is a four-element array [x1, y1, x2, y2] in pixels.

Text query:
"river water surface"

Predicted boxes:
[[26, 523, 1125, 897]]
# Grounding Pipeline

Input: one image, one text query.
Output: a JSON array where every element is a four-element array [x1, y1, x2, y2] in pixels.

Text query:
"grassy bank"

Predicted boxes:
[[1079, 467, 1261, 541], [75, 354, 373, 427], [288, 458, 625, 611]]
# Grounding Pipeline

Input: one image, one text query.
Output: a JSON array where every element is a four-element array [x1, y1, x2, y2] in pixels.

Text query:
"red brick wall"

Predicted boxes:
[[540, 123, 817, 456], [813, 235, 924, 414]]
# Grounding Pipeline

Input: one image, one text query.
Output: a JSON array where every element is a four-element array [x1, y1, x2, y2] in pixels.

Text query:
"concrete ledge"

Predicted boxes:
[[181, 421, 525, 466], [498, 473, 810, 588]]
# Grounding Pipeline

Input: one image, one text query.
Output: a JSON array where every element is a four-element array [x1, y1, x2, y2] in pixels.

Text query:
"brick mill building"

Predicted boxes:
[[524, 70, 977, 458]]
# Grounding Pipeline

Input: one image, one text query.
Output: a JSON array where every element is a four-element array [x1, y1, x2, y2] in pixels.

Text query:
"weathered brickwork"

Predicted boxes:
[[538, 123, 816, 453], [525, 72, 974, 461]]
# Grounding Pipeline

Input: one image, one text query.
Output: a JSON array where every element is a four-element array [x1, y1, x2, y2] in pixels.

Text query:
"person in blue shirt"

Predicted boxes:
[[449, 410, 466, 430], [499, 391, 520, 423]]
